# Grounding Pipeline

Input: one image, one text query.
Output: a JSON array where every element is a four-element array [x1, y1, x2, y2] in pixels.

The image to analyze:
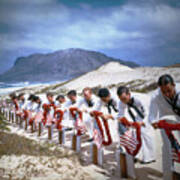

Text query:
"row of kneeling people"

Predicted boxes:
[[0, 74, 180, 180]]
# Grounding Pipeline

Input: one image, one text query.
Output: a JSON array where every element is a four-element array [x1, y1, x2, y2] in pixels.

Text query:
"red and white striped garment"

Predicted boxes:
[[93, 129, 103, 149], [34, 111, 43, 125], [120, 129, 139, 155], [172, 148, 180, 163], [118, 117, 142, 156], [74, 117, 86, 135], [157, 120, 180, 163]]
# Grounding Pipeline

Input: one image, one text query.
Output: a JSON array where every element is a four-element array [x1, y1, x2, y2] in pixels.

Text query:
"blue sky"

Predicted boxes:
[[0, 0, 180, 74]]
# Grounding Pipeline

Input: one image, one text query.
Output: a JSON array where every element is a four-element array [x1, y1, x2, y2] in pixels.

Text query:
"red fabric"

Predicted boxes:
[[13, 100, 19, 111], [119, 117, 142, 156], [92, 111, 112, 146], [157, 120, 180, 131], [69, 107, 84, 135], [23, 110, 28, 120], [29, 117, 34, 125], [157, 120, 180, 163], [13, 100, 21, 116], [42, 103, 56, 125], [54, 109, 64, 130]]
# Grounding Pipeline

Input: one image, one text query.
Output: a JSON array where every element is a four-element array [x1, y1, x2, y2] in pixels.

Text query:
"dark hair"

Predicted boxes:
[[18, 93, 25, 99], [67, 90, 77, 96], [117, 86, 129, 96], [98, 88, 110, 98], [46, 92, 54, 97], [9, 93, 16, 98], [28, 94, 35, 101], [12, 95, 17, 100], [56, 95, 65, 101], [158, 74, 174, 86], [33, 96, 40, 101]]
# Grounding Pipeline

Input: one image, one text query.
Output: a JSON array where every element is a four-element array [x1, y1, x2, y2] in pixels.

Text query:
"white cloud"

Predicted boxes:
[[0, 0, 180, 66]]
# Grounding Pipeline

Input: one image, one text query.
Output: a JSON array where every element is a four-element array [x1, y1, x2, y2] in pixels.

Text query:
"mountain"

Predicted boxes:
[[0, 48, 139, 83]]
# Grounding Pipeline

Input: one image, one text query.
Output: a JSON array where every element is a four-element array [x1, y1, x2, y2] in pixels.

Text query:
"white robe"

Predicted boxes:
[[19, 99, 26, 110], [76, 95, 98, 138], [148, 89, 180, 180], [34, 103, 43, 113], [93, 96, 119, 142], [61, 98, 80, 128], [24, 101, 34, 111], [25, 101, 37, 118], [118, 97, 155, 162], [55, 99, 66, 110]]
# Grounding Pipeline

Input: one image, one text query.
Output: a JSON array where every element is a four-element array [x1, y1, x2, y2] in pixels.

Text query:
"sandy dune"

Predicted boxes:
[[0, 62, 180, 179]]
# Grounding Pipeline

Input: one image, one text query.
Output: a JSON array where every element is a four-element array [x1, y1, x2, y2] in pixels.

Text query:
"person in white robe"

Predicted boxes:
[[91, 88, 119, 143], [42, 92, 56, 125], [76, 87, 98, 141], [148, 74, 180, 180], [18, 93, 26, 111], [117, 86, 156, 163], [55, 95, 66, 109], [62, 90, 79, 128], [24, 94, 36, 111]]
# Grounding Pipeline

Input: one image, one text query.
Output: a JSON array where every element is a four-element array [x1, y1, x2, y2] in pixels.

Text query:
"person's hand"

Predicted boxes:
[[138, 122, 145, 127], [118, 117, 132, 126], [102, 114, 109, 120], [90, 111, 94, 117], [81, 108, 88, 113], [103, 114, 113, 120], [151, 122, 159, 129]]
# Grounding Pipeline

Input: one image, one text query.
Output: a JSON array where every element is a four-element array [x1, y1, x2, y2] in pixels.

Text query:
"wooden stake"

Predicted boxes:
[[173, 171, 180, 180], [72, 134, 81, 152], [91, 143, 103, 166], [116, 149, 136, 179], [58, 129, 65, 144], [38, 122, 42, 136], [31, 121, 34, 133], [15, 115, 18, 124], [120, 153, 128, 178], [9, 111, 11, 121], [3, 108, 5, 116], [5, 109, 8, 119], [19, 117, 23, 128], [48, 125, 52, 140], [12, 112, 16, 123], [92, 143, 98, 165], [24, 118, 28, 130], [72, 134, 76, 151]]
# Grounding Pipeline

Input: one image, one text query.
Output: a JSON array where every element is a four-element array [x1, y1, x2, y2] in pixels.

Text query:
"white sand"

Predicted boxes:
[[0, 62, 180, 179], [1, 91, 177, 180], [0, 154, 107, 180], [53, 62, 180, 92]]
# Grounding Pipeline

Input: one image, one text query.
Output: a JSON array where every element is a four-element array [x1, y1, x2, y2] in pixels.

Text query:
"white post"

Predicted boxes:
[[12, 111, 16, 123], [72, 134, 81, 153], [47, 125, 53, 140], [115, 149, 136, 179], [38, 122, 42, 136], [91, 143, 104, 166]]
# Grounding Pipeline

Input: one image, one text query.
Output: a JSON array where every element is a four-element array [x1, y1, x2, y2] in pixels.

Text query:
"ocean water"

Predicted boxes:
[[0, 82, 30, 89], [0, 80, 65, 96]]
